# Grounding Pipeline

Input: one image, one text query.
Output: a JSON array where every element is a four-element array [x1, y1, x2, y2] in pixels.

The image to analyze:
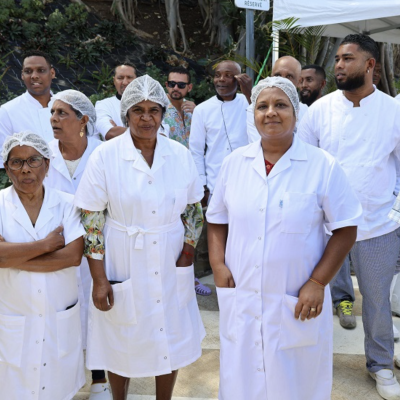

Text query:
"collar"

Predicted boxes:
[[116, 92, 122, 100], [216, 92, 237, 102], [24, 90, 53, 108]]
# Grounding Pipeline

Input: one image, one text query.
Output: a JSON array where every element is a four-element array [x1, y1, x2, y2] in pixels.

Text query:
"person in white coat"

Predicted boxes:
[[0, 131, 85, 400], [45, 90, 109, 399], [74, 75, 205, 400], [207, 77, 363, 400]]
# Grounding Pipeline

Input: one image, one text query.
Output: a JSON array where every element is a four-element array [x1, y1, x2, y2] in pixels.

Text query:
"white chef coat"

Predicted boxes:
[[207, 135, 362, 400], [189, 94, 249, 193], [0, 185, 85, 400], [247, 101, 308, 143], [298, 88, 400, 241], [95, 95, 122, 138], [396, 94, 400, 102], [0, 91, 54, 168], [45, 136, 103, 347], [74, 131, 205, 377]]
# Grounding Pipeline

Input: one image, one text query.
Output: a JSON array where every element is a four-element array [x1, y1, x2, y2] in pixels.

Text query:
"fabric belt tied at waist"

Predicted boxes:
[[105, 217, 182, 250]]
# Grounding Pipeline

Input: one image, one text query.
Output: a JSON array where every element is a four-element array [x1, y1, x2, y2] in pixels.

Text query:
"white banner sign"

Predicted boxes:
[[235, 0, 270, 11]]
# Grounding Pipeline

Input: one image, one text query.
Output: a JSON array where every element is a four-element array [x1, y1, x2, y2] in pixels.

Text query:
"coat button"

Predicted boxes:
[[164, 356, 167, 359], [148, 181, 152, 184]]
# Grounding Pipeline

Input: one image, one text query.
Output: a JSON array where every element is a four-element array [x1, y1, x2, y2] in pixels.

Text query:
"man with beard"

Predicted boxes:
[[298, 34, 400, 400], [163, 66, 196, 148], [0, 50, 55, 187], [299, 65, 326, 106], [95, 62, 137, 140], [190, 60, 251, 207]]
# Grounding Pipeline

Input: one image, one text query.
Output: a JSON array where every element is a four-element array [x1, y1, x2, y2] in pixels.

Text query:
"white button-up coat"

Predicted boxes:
[[74, 131, 205, 377], [207, 136, 362, 400], [0, 186, 85, 400]]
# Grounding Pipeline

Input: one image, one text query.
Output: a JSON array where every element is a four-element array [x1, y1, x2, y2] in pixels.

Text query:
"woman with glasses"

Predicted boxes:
[[45, 90, 110, 399], [74, 75, 205, 400], [0, 131, 85, 400]]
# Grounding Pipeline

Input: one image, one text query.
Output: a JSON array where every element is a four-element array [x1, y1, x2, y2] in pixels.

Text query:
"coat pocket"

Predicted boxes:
[[278, 294, 320, 350], [281, 192, 317, 234], [0, 313, 26, 367], [176, 264, 195, 309], [216, 287, 237, 343], [105, 279, 137, 325], [56, 300, 82, 358]]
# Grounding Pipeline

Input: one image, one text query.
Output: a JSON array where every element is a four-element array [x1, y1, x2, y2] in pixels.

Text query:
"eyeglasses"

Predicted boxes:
[[7, 155, 45, 170], [167, 81, 189, 89]]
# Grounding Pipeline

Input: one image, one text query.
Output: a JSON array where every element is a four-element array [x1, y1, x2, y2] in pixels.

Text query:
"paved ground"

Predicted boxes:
[[74, 276, 400, 400]]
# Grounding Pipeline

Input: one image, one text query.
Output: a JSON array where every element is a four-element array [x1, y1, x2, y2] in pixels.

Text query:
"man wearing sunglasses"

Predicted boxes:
[[163, 66, 196, 148]]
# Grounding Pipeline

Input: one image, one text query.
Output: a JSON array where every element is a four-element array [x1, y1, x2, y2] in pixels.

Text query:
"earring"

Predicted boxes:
[[367, 69, 370, 73], [80, 128, 84, 138]]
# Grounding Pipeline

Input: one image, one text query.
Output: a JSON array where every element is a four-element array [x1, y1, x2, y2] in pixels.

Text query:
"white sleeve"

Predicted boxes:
[[0, 107, 13, 167], [246, 105, 260, 143], [186, 149, 205, 204], [74, 147, 109, 211], [62, 196, 85, 245], [95, 100, 115, 137], [297, 108, 319, 147], [189, 107, 207, 186], [323, 160, 363, 232], [206, 158, 228, 224]]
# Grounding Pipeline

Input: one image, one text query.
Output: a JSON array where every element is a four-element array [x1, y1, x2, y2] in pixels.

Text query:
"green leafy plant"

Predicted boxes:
[[58, 53, 76, 69], [73, 43, 100, 65], [46, 9, 67, 31], [92, 62, 114, 91], [145, 65, 167, 87], [0, 170, 11, 191], [65, 3, 88, 24], [21, 0, 45, 21]]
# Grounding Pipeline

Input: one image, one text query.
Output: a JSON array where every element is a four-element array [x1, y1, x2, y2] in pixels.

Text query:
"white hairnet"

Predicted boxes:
[[52, 89, 97, 136], [120, 75, 169, 125], [251, 76, 300, 120], [2, 131, 51, 163]]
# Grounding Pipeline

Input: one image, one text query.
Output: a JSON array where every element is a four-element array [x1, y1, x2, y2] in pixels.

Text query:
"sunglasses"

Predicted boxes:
[[167, 81, 189, 89]]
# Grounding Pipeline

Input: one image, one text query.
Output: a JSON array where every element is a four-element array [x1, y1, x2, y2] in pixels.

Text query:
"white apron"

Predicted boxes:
[[46, 137, 103, 347], [74, 131, 205, 377], [0, 186, 86, 400], [207, 136, 363, 400]]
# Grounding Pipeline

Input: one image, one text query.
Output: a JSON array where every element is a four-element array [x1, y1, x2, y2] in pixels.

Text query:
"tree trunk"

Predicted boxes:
[[165, 0, 190, 53], [315, 37, 330, 66], [379, 42, 390, 95], [384, 43, 396, 97], [324, 37, 342, 69]]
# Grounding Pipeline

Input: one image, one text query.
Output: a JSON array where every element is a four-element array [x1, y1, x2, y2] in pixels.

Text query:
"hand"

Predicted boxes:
[[43, 226, 65, 253], [295, 280, 325, 321], [176, 243, 194, 267], [235, 73, 252, 103], [110, 119, 117, 127], [201, 190, 210, 208], [214, 263, 235, 288], [92, 278, 114, 311], [182, 101, 196, 114]]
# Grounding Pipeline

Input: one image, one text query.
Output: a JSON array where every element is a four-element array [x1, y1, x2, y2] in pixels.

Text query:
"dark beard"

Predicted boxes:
[[335, 73, 365, 91], [300, 89, 320, 106]]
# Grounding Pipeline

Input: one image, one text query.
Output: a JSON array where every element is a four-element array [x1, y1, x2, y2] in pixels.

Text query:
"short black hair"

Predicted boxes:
[[114, 62, 137, 76], [167, 66, 191, 84], [22, 50, 53, 68], [340, 34, 380, 61], [302, 64, 326, 80]]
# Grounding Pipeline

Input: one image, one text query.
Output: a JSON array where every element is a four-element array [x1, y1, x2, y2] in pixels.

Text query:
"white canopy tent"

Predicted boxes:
[[272, 0, 400, 63]]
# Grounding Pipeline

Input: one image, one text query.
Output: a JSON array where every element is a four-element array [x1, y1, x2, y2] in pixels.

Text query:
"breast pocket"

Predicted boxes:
[[56, 300, 82, 358], [105, 279, 137, 325], [0, 313, 26, 367], [171, 188, 188, 221], [281, 192, 317, 234], [176, 264, 195, 309], [278, 294, 320, 350]]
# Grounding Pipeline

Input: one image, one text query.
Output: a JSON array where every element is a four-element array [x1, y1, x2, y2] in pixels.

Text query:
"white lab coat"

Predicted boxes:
[[95, 95, 122, 138], [207, 136, 362, 400], [0, 186, 85, 400], [46, 136, 103, 347], [74, 131, 205, 377], [189, 94, 249, 194], [0, 91, 54, 168], [298, 88, 400, 241]]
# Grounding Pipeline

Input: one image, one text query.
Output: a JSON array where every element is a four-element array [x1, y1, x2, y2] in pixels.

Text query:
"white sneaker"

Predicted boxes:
[[370, 369, 400, 400], [89, 383, 112, 400], [394, 324, 400, 341]]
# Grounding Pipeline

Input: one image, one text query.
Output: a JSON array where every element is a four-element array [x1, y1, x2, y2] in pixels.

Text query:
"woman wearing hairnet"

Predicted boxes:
[[0, 131, 85, 399], [74, 75, 205, 400], [207, 77, 363, 400], [45, 90, 109, 399]]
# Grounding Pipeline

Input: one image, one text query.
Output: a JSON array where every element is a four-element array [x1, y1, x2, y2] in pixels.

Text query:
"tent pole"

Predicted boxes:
[[272, 26, 279, 65], [246, 9, 255, 81]]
